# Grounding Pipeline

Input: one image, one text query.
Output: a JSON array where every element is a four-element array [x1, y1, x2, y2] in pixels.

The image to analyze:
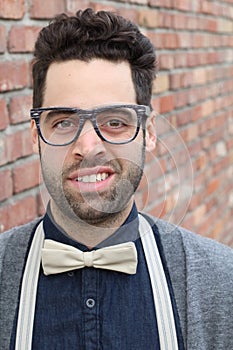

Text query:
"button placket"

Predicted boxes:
[[82, 268, 100, 349], [67, 271, 74, 277], [86, 298, 96, 308]]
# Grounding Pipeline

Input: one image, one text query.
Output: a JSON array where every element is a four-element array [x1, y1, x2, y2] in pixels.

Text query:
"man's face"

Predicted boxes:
[[31, 59, 156, 225]]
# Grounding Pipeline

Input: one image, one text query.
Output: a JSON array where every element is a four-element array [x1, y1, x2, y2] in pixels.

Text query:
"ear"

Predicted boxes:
[[145, 111, 156, 152], [31, 120, 39, 153]]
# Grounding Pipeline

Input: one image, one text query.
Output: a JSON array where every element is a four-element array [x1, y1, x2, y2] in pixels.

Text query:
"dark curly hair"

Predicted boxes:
[[32, 8, 157, 107]]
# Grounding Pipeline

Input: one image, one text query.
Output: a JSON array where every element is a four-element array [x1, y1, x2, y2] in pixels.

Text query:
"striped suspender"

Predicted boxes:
[[139, 214, 179, 350], [15, 216, 178, 349], [15, 221, 44, 350]]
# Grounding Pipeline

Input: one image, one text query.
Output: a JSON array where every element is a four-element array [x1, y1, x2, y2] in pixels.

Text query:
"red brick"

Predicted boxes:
[[21, 128, 34, 157], [169, 71, 193, 90], [0, 0, 25, 19], [213, 158, 229, 176], [158, 12, 172, 28], [138, 9, 159, 28], [192, 204, 207, 226], [0, 61, 29, 92], [178, 32, 193, 49], [0, 24, 6, 52], [183, 124, 199, 142], [30, 0, 66, 19], [159, 94, 174, 114], [207, 19, 218, 32], [173, 91, 189, 109], [173, 0, 192, 11], [187, 140, 202, 158], [0, 206, 10, 233], [117, 8, 139, 23], [13, 159, 40, 193], [174, 53, 188, 68], [158, 54, 174, 70], [0, 98, 9, 130], [0, 195, 37, 231], [66, 0, 93, 13], [148, 200, 166, 219], [154, 74, 169, 94], [0, 169, 13, 201], [156, 139, 169, 157], [147, 180, 166, 208], [192, 33, 205, 48], [188, 191, 203, 212], [0, 133, 8, 166], [8, 25, 42, 53], [149, 0, 173, 8], [194, 152, 207, 171], [128, 0, 147, 4], [205, 197, 218, 213], [187, 15, 198, 30], [162, 32, 179, 49], [5, 132, 23, 163], [187, 86, 203, 105], [190, 104, 203, 122], [5, 128, 33, 163], [173, 109, 190, 127], [9, 95, 32, 124], [201, 100, 214, 117], [92, 2, 118, 14], [172, 13, 186, 29]]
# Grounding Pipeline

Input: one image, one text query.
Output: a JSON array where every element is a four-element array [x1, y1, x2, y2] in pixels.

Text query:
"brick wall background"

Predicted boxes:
[[0, 0, 233, 246]]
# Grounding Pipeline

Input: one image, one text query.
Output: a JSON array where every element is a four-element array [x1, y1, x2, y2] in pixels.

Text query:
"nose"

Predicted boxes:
[[71, 120, 106, 159]]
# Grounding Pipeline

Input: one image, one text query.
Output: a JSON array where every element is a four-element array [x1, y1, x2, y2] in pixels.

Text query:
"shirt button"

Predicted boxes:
[[86, 298, 95, 308]]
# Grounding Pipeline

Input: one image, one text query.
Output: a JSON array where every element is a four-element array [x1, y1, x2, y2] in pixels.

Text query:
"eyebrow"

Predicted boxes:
[[43, 109, 78, 123]]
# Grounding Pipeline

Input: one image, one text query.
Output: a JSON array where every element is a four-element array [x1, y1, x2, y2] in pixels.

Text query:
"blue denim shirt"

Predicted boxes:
[[11, 204, 184, 349]]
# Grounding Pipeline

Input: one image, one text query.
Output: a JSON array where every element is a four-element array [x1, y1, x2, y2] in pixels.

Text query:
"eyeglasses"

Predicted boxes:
[[30, 104, 150, 146]]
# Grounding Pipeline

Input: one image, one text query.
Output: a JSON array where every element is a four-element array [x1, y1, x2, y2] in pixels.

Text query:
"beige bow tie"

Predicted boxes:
[[41, 239, 138, 275]]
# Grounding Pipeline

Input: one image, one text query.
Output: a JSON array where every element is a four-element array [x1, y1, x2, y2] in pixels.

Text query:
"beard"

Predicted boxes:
[[40, 143, 145, 225]]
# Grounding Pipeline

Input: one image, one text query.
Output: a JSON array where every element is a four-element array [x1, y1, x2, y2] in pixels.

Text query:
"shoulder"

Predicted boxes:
[[0, 218, 42, 266], [0, 218, 42, 244], [143, 214, 233, 282], [148, 214, 232, 260]]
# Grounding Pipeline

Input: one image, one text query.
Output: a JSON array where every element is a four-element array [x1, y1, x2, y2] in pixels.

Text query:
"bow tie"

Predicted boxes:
[[41, 239, 138, 275]]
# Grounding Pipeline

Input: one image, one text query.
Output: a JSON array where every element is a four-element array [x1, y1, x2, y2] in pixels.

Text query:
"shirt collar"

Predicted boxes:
[[43, 203, 139, 251]]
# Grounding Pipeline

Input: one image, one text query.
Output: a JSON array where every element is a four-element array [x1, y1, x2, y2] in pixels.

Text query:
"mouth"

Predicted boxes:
[[67, 166, 115, 191], [75, 172, 110, 183]]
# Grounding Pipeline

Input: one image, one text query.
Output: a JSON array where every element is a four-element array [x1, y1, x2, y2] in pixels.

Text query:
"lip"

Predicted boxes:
[[67, 166, 115, 192], [68, 166, 115, 180]]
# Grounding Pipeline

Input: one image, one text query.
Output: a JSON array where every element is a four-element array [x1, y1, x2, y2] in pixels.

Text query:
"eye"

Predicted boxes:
[[55, 119, 75, 129], [50, 114, 79, 130], [104, 119, 126, 128]]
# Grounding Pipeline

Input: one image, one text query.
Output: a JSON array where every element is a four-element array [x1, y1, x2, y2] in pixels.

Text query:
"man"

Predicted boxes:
[[0, 8, 232, 350]]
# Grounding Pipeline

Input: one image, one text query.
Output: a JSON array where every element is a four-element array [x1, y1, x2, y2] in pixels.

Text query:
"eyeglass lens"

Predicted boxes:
[[39, 107, 139, 145]]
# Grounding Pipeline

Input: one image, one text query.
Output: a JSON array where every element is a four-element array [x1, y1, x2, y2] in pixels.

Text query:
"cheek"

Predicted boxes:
[[41, 145, 70, 172], [111, 141, 144, 166]]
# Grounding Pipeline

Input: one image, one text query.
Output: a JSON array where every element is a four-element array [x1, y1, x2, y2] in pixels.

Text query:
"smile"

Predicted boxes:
[[75, 172, 109, 183]]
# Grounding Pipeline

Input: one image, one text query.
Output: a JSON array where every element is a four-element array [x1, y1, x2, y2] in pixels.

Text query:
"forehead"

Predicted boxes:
[[42, 59, 136, 108]]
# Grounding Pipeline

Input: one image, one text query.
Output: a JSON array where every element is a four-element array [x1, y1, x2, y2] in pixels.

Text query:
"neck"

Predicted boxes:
[[49, 200, 134, 248]]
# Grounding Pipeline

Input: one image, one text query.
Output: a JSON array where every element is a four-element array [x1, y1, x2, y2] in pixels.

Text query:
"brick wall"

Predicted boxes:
[[0, 0, 233, 246]]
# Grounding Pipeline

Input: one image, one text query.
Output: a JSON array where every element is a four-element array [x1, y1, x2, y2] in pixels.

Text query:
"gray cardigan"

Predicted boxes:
[[0, 216, 232, 350]]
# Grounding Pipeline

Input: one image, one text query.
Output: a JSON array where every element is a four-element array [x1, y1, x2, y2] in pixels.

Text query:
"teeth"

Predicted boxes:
[[89, 175, 96, 182], [76, 172, 109, 183], [96, 173, 102, 181], [101, 173, 108, 181]]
